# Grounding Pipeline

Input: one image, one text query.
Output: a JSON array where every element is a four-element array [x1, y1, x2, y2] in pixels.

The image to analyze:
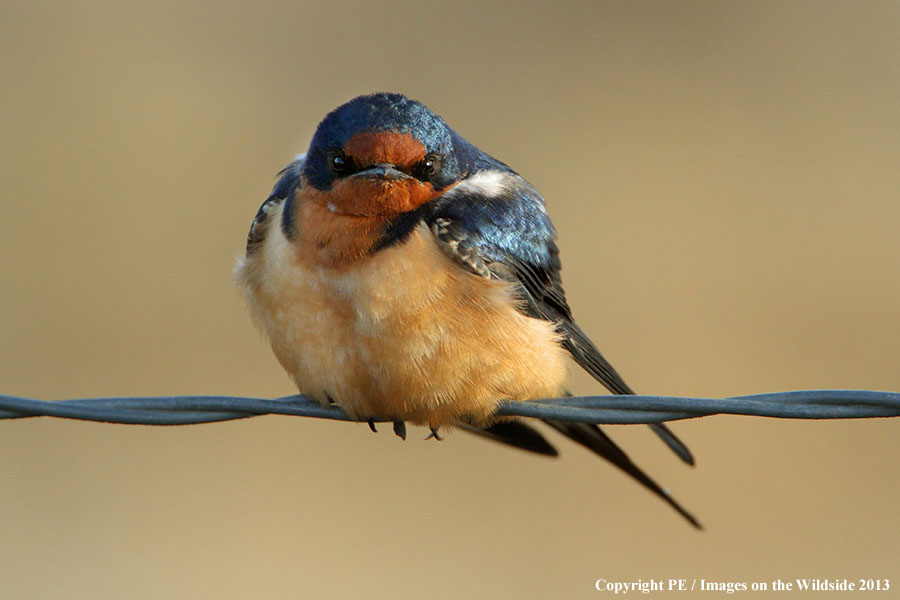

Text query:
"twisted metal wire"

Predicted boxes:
[[1, 390, 898, 426]]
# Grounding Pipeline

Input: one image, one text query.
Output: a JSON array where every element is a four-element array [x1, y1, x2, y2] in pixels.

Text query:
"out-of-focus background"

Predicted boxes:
[[2, 1, 899, 598]]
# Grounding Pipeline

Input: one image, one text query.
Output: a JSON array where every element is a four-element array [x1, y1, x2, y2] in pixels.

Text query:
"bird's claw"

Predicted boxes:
[[424, 427, 443, 441], [367, 419, 378, 433], [393, 421, 407, 440]]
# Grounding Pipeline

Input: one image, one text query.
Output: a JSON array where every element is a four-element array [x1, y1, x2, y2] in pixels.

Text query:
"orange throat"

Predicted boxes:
[[306, 177, 437, 218], [292, 171, 442, 268], [292, 199, 387, 267]]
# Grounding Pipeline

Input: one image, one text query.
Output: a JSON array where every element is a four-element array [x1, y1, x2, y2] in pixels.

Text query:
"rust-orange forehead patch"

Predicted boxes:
[[344, 131, 426, 170]]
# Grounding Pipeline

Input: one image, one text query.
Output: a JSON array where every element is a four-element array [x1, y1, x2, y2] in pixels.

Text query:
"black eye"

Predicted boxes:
[[416, 153, 441, 180], [328, 150, 353, 175]]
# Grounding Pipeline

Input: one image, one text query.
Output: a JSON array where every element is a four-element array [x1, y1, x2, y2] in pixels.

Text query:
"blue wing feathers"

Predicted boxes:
[[275, 158, 304, 241], [433, 170, 557, 269]]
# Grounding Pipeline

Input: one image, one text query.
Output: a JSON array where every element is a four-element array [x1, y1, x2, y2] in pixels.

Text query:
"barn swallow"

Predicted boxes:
[[235, 93, 700, 528]]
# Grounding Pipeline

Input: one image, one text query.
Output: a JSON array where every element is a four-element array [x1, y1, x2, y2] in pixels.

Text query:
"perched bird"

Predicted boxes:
[[236, 93, 700, 528]]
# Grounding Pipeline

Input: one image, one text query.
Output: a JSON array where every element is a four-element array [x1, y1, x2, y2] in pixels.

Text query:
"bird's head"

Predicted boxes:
[[301, 93, 467, 218]]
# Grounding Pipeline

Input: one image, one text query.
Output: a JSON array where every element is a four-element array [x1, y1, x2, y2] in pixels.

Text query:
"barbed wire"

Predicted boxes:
[[1, 390, 898, 426]]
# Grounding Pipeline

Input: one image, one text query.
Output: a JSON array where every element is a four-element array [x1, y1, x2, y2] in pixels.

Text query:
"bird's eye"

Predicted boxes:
[[416, 153, 441, 180], [328, 150, 353, 175]]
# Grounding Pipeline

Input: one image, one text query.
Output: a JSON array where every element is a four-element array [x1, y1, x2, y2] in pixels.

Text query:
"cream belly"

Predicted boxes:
[[236, 204, 568, 429]]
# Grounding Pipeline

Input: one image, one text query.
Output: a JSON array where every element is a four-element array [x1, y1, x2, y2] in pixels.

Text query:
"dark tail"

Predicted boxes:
[[561, 320, 695, 466], [463, 418, 702, 529], [544, 420, 702, 529], [459, 420, 559, 456]]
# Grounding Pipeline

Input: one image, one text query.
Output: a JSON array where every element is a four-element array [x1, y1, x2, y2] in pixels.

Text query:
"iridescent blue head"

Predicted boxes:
[[302, 93, 479, 195], [280, 93, 546, 266]]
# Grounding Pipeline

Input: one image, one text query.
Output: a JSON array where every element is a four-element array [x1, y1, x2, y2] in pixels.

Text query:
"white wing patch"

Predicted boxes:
[[447, 169, 513, 198]]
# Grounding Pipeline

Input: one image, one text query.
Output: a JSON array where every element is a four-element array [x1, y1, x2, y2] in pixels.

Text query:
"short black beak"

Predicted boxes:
[[355, 163, 410, 180]]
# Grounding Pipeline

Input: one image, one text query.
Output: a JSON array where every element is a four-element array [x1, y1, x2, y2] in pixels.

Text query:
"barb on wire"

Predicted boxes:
[[1, 390, 899, 426]]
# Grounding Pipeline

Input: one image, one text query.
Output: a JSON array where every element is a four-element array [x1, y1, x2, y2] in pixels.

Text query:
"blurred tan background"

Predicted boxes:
[[2, 1, 899, 598]]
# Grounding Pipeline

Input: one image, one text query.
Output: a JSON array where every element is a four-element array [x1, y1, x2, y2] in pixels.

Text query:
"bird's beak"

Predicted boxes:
[[354, 163, 411, 181]]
